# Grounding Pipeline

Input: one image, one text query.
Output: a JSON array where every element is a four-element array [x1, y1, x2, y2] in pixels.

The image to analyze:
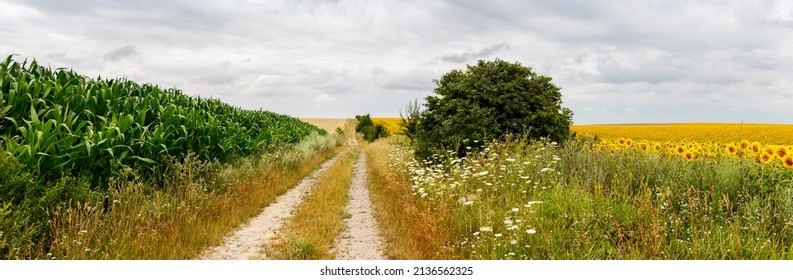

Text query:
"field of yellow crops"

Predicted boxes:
[[572, 123, 793, 145], [372, 117, 402, 135]]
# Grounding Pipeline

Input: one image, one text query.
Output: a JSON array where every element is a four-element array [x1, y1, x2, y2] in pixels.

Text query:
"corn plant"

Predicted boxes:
[[0, 54, 324, 189]]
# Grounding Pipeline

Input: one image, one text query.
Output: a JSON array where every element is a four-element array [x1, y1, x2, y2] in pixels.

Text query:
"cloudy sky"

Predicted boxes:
[[2, 0, 793, 124]]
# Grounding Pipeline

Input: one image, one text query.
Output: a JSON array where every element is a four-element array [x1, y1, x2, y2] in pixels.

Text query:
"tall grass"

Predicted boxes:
[[264, 149, 358, 260], [0, 55, 329, 259], [45, 133, 341, 259], [386, 136, 793, 259], [365, 137, 455, 259]]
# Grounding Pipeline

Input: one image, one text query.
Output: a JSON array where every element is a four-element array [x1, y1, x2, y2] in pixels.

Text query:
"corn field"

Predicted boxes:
[[0, 55, 324, 188]]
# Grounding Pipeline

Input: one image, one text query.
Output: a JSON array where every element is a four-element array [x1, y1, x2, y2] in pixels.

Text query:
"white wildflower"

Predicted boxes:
[[524, 201, 543, 207], [526, 229, 537, 234], [479, 226, 492, 232]]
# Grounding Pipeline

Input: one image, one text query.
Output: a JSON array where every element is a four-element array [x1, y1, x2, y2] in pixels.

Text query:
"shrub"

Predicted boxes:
[[414, 59, 573, 158]]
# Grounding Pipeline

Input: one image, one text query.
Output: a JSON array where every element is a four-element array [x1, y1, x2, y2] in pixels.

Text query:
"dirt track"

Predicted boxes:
[[198, 153, 342, 260]]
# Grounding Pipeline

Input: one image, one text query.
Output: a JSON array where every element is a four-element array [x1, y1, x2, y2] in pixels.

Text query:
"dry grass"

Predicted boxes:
[[365, 137, 455, 259], [301, 118, 349, 134], [263, 149, 359, 260], [47, 147, 341, 260], [573, 123, 793, 144]]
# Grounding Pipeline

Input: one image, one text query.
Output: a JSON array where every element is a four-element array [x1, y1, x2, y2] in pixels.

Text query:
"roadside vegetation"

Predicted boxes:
[[366, 137, 454, 259], [264, 148, 359, 260], [366, 58, 793, 259], [0, 55, 337, 259]]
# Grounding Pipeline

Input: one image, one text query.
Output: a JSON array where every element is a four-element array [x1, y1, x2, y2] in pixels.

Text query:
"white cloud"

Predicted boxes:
[[1, 0, 792, 123], [313, 93, 336, 107]]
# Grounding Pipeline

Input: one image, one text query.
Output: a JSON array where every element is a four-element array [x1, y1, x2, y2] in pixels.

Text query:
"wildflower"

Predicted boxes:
[[494, 233, 503, 237], [476, 171, 489, 176], [526, 229, 537, 234], [506, 158, 516, 162], [479, 226, 492, 232], [79, 230, 88, 235], [510, 240, 518, 245], [464, 201, 474, 206], [540, 167, 554, 172], [524, 201, 543, 207], [512, 207, 519, 212]]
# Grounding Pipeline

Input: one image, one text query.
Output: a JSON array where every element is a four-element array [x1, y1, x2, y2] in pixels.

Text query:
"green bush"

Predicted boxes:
[[414, 59, 573, 158], [355, 114, 388, 142]]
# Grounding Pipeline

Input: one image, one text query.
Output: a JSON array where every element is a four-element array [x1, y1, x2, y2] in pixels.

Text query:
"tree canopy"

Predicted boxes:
[[414, 59, 573, 157]]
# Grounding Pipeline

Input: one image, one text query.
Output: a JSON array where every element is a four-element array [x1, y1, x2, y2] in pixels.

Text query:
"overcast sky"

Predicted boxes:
[[2, 0, 793, 124]]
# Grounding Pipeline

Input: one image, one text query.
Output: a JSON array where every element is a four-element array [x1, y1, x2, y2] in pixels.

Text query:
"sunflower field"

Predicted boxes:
[[591, 139, 793, 169]]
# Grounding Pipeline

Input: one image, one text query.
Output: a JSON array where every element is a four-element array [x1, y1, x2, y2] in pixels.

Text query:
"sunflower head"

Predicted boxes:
[[783, 156, 793, 169], [750, 142, 762, 154], [676, 146, 685, 154], [775, 146, 788, 158], [764, 146, 775, 156], [761, 153, 773, 164], [725, 144, 738, 155], [653, 143, 662, 151], [684, 151, 696, 161], [739, 140, 750, 150]]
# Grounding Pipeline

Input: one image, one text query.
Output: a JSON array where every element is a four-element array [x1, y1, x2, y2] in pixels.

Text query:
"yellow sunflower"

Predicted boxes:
[[761, 153, 774, 164], [775, 146, 788, 159], [725, 144, 738, 156], [764, 146, 776, 156], [782, 156, 793, 169], [750, 142, 762, 154], [739, 140, 750, 151]]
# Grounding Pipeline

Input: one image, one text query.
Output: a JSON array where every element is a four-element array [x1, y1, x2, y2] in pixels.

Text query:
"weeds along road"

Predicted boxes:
[[200, 131, 386, 260], [198, 152, 343, 260]]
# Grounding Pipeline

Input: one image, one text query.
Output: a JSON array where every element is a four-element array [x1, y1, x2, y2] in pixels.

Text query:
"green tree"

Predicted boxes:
[[399, 98, 421, 140], [354, 114, 388, 142], [415, 59, 573, 158]]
